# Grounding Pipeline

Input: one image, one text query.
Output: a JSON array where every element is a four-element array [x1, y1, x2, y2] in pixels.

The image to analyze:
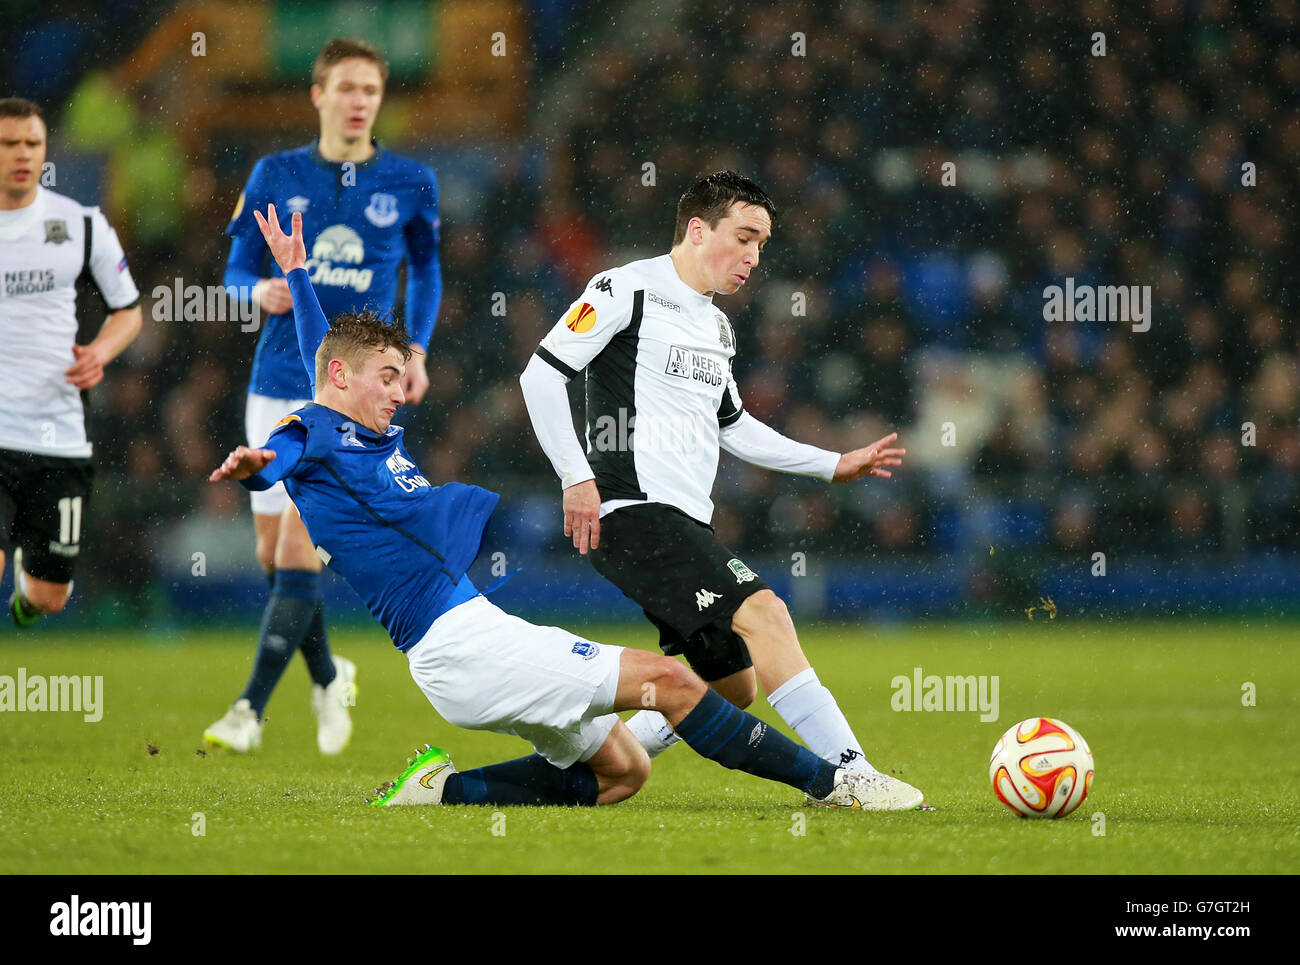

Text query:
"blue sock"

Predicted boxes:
[[442, 754, 599, 806], [297, 601, 336, 688], [675, 688, 838, 798], [239, 569, 320, 717]]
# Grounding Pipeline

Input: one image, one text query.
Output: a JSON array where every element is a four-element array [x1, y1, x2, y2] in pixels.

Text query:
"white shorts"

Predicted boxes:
[[245, 392, 312, 516], [406, 595, 623, 769]]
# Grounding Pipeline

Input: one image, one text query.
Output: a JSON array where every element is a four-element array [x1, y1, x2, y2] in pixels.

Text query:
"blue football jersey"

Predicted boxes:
[[225, 141, 442, 399], [239, 269, 494, 650]]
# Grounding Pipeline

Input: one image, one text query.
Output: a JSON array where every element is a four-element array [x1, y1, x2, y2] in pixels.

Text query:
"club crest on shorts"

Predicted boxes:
[[727, 558, 757, 584], [571, 640, 600, 660]]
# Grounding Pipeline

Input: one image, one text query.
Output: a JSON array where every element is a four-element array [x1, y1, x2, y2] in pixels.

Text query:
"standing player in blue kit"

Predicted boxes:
[[204, 39, 442, 755]]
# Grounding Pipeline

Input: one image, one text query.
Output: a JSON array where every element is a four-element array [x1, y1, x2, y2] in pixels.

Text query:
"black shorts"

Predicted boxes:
[[590, 502, 769, 682], [0, 448, 94, 584]]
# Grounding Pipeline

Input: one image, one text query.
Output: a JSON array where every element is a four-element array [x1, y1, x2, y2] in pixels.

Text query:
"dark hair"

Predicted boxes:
[[0, 97, 44, 121], [316, 309, 411, 386], [312, 38, 389, 88], [673, 171, 776, 245]]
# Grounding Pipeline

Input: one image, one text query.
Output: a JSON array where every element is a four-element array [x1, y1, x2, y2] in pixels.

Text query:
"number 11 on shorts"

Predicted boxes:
[[57, 496, 83, 545]]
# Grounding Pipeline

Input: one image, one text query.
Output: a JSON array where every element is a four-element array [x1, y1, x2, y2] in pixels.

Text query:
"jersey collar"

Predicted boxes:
[[655, 253, 716, 307], [309, 139, 385, 174], [0, 185, 47, 241]]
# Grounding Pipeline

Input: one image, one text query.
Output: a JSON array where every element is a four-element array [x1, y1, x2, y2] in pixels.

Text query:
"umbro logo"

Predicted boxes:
[[748, 722, 765, 746], [695, 588, 721, 611]]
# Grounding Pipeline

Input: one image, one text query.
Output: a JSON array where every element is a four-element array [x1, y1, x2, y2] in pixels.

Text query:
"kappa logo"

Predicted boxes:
[[365, 192, 399, 228], [748, 722, 765, 746], [695, 588, 721, 611], [571, 641, 600, 660], [648, 291, 680, 312], [727, 558, 757, 583], [593, 276, 614, 296]]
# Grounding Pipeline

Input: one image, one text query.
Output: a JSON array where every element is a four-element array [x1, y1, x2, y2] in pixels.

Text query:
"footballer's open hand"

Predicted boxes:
[[253, 203, 307, 276], [563, 479, 601, 554], [833, 432, 905, 482], [210, 445, 276, 483]]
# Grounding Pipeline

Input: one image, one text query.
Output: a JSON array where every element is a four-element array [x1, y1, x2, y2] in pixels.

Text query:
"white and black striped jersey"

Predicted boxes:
[[0, 187, 139, 457], [534, 254, 745, 524]]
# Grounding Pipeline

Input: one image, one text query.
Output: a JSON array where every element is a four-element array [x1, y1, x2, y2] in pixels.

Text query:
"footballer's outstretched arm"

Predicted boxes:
[[210, 424, 307, 490], [720, 415, 905, 482], [253, 204, 329, 392], [719, 410, 842, 480]]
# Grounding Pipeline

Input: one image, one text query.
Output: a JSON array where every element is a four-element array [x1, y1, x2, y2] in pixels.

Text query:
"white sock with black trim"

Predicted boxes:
[[768, 668, 876, 773]]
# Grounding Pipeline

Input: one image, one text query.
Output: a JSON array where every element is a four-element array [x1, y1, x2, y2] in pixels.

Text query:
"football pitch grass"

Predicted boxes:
[[1, 618, 1295, 875]]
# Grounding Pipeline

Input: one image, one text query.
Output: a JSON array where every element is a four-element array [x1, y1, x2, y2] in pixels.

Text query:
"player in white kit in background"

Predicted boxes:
[[0, 97, 142, 627]]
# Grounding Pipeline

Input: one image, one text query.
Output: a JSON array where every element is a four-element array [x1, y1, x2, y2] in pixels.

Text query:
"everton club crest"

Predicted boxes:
[[365, 192, 399, 228]]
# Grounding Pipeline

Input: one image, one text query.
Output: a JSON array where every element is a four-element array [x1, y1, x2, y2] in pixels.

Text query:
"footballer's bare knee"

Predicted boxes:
[[613, 649, 706, 723], [24, 578, 71, 614], [730, 590, 810, 694], [709, 668, 758, 708], [587, 723, 651, 804], [732, 590, 796, 640]]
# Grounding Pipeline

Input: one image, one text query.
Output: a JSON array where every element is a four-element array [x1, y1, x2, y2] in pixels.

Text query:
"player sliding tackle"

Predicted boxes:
[[209, 203, 923, 810]]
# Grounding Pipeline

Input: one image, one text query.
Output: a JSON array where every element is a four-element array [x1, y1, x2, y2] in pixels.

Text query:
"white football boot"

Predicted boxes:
[[203, 699, 263, 753], [312, 654, 357, 754], [368, 745, 457, 806], [816, 767, 926, 811]]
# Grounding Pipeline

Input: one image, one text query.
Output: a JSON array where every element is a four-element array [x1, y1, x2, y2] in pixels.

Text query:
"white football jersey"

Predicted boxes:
[[536, 254, 743, 524], [0, 187, 139, 457]]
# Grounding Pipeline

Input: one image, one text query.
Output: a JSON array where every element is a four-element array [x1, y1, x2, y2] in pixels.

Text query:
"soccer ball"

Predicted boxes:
[[989, 717, 1094, 818]]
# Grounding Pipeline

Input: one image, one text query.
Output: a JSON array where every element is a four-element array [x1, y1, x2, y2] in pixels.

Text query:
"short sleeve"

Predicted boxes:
[[87, 208, 140, 311], [535, 269, 636, 379]]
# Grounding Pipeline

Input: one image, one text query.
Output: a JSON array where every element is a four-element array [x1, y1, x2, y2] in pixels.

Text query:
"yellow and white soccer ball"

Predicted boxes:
[[989, 717, 1094, 818]]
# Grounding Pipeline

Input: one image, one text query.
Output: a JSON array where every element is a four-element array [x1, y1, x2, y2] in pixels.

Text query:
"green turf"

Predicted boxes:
[[1, 619, 1295, 874]]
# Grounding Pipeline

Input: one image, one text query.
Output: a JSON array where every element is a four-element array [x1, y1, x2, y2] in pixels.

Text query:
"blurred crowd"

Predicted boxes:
[[26, 0, 1299, 616]]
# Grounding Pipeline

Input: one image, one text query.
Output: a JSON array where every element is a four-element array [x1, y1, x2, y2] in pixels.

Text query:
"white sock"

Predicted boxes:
[[768, 668, 876, 773], [626, 710, 681, 758]]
